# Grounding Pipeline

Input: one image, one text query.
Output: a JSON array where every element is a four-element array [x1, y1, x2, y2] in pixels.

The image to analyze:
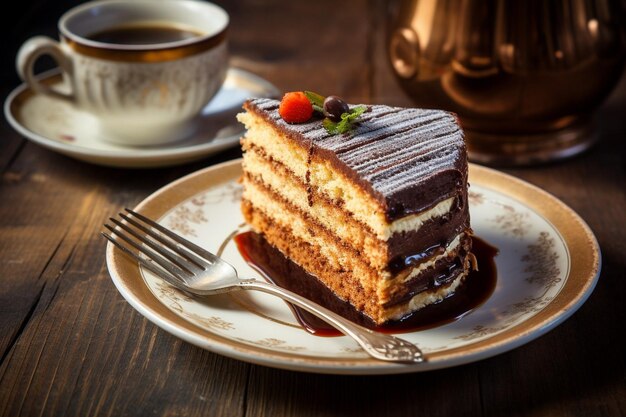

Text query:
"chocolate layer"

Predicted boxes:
[[383, 234, 472, 308], [244, 98, 468, 222]]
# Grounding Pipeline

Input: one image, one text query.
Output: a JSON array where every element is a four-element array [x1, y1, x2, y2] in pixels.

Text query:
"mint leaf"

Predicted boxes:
[[322, 118, 339, 134], [325, 105, 367, 134], [304, 91, 325, 114]]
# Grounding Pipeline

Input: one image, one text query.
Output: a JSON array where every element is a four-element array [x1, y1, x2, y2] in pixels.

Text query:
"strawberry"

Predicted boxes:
[[279, 92, 314, 123]]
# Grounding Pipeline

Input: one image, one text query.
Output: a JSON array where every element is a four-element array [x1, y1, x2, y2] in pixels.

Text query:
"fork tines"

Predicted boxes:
[[102, 209, 210, 287]]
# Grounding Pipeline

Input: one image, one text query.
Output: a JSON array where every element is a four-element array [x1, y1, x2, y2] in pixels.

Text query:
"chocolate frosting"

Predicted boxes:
[[244, 98, 468, 221]]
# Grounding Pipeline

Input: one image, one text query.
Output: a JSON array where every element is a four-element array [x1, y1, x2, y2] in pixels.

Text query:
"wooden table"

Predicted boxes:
[[2, 1, 625, 416]]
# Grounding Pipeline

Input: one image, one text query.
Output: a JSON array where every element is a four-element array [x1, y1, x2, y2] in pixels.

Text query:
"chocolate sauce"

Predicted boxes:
[[234, 232, 498, 336], [387, 243, 443, 275]]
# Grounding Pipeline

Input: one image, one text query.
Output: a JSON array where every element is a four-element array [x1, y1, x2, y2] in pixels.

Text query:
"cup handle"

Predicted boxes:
[[16, 36, 75, 103]]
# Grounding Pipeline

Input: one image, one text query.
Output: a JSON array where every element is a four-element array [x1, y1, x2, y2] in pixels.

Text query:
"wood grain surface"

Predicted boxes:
[[1, 1, 625, 416]]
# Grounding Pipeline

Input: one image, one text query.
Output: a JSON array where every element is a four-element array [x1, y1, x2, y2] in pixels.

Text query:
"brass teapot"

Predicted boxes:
[[388, 0, 626, 165]]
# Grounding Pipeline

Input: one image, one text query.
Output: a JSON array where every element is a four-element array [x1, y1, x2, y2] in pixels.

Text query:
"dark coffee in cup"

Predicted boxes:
[[87, 23, 205, 45]]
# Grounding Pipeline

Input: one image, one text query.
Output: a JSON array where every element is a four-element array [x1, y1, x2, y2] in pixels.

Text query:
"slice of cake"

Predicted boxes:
[[237, 96, 473, 325]]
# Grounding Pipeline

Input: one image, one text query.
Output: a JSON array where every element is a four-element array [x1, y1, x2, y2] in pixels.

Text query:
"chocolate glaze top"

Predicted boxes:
[[244, 98, 468, 221]]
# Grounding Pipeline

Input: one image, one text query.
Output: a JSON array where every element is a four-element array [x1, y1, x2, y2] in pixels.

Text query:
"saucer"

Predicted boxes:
[[4, 68, 280, 168]]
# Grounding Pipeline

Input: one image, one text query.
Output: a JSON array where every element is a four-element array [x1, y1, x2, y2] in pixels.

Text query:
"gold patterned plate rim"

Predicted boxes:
[[3, 68, 279, 168], [105, 159, 601, 374]]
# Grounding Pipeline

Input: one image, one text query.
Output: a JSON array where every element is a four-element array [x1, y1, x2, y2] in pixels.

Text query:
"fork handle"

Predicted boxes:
[[238, 279, 424, 364]]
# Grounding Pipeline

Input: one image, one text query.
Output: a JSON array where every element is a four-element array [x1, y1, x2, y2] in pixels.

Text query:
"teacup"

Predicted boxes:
[[17, 0, 229, 146]]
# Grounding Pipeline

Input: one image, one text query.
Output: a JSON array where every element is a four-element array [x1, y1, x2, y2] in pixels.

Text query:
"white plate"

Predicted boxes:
[[4, 68, 279, 168], [105, 159, 601, 374]]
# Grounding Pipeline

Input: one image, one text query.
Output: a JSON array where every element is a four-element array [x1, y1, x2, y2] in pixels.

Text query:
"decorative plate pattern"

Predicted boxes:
[[105, 159, 601, 374]]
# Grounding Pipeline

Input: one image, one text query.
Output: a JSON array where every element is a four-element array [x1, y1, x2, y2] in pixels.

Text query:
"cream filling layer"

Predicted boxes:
[[242, 145, 455, 241]]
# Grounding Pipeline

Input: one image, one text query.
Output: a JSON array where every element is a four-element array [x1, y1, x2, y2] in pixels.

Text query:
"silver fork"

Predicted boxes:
[[102, 208, 424, 364]]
